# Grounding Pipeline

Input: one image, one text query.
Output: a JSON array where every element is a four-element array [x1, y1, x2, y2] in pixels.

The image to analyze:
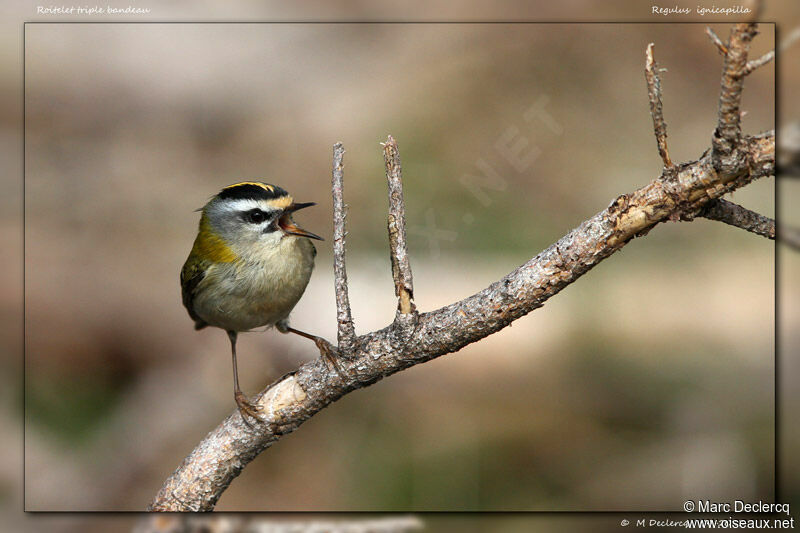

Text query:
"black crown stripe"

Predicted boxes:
[[218, 182, 289, 201]]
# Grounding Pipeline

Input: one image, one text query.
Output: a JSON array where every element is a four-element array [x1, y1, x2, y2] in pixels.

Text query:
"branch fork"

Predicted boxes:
[[711, 23, 759, 174], [651, 26, 775, 237]]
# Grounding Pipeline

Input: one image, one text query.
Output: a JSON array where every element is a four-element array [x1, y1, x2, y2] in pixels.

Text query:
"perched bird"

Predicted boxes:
[[181, 181, 327, 421]]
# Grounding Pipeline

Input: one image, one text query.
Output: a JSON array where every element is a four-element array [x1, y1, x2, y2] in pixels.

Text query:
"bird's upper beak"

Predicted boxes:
[[279, 202, 324, 240]]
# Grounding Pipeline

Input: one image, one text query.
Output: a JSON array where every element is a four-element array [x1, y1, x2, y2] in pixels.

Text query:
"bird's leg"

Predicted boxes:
[[277, 321, 347, 379], [227, 330, 263, 425]]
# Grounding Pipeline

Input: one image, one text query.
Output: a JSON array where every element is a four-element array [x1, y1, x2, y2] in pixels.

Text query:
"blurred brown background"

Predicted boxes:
[[1, 0, 794, 531]]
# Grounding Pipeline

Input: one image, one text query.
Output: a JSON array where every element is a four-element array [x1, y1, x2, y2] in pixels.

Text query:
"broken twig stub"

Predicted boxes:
[[383, 135, 417, 317]]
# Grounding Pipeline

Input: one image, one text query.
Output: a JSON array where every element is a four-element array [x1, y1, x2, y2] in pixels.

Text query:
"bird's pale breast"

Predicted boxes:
[[192, 236, 315, 332]]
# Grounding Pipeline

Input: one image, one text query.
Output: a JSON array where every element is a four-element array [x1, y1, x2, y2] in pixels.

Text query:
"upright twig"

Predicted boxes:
[[382, 135, 417, 318], [712, 23, 758, 174], [331, 142, 357, 354], [699, 199, 775, 239], [645, 43, 673, 169], [706, 27, 728, 55]]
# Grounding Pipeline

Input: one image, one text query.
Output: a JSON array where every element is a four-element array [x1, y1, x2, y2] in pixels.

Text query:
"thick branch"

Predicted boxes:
[[699, 199, 775, 239], [645, 43, 673, 169], [148, 130, 773, 512], [383, 135, 417, 317], [712, 23, 758, 173], [331, 142, 356, 353]]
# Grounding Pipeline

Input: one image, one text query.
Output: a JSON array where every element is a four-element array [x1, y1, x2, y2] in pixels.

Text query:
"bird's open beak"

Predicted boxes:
[[279, 202, 324, 241]]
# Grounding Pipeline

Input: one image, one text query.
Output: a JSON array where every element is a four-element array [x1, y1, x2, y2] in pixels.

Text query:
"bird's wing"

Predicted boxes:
[[181, 259, 209, 330]]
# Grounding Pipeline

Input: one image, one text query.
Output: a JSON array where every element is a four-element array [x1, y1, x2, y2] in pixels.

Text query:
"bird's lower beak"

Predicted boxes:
[[279, 202, 324, 241]]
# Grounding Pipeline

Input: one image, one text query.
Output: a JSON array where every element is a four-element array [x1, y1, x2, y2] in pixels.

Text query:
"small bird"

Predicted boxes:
[[181, 181, 328, 421]]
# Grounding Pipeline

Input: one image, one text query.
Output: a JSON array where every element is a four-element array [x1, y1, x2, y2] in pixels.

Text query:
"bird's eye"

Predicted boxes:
[[247, 209, 267, 224]]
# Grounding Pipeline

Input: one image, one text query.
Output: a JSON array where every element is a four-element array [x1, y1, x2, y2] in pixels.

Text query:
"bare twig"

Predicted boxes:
[[383, 135, 417, 318], [743, 50, 774, 75], [741, 25, 797, 90], [712, 23, 758, 174], [742, 27, 800, 82], [645, 43, 673, 169], [331, 142, 356, 353], [706, 27, 728, 55], [699, 199, 774, 239]]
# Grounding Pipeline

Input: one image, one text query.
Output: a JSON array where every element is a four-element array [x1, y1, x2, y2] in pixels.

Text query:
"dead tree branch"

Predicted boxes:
[[149, 130, 773, 512], [331, 142, 357, 354], [699, 199, 775, 239], [149, 26, 775, 512], [645, 43, 673, 169]]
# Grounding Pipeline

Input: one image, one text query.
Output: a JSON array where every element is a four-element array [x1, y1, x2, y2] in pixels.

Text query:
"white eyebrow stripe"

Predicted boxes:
[[221, 199, 279, 214]]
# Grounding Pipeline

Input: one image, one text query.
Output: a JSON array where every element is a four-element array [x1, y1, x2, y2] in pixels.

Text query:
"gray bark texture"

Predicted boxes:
[[331, 142, 357, 353], [645, 43, 673, 169], [699, 198, 775, 239]]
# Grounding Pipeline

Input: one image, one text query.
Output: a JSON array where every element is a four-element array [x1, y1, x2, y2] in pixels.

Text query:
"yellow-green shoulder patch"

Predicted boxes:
[[191, 215, 238, 263]]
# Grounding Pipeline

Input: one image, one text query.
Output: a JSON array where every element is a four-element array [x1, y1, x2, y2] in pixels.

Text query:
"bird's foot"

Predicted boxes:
[[234, 391, 264, 427], [314, 337, 347, 379], [284, 326, 349, 382]]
